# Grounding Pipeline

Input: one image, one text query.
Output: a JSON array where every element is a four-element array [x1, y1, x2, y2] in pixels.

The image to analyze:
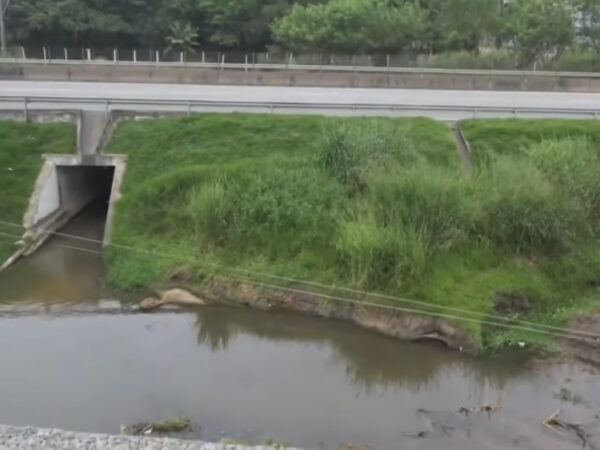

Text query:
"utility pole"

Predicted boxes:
[[0, 0, 10, 56]]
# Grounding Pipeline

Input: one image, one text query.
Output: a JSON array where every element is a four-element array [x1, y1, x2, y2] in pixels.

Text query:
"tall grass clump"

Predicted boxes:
[[319, 120, 418, 194], [475, 155, 583, 253], [186, 180, 230, 248], [336, 214, 430, 289], [526, 138, 600, 221], [368, 165, 474, 247]]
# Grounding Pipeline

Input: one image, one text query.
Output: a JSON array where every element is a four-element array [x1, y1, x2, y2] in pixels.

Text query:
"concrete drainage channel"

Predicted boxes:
[[0, 110, 127, 271]]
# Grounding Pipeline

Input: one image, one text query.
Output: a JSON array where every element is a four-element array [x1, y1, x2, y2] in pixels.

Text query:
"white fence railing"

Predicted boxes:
[[1, 54, 600, 79]]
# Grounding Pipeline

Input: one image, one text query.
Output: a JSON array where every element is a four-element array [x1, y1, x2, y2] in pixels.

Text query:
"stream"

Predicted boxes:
[[0, 205, 598, 450]]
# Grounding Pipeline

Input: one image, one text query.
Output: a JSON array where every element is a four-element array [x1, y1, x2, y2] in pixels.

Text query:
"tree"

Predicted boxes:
[[0, 0, 11, 55], [503, 0, 575, 68], [576, 0, 600, 51], [166, 21, 199, 58], [273, 0, 426, 54], [436, 0, 501, 52]]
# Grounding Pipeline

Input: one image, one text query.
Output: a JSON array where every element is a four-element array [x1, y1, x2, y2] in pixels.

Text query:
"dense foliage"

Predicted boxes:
[[105, 114, 600, 351], [3, 0, 600, 69]]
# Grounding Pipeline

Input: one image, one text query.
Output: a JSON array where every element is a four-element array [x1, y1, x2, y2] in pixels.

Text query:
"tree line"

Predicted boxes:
[[2, 0, 600, 68]]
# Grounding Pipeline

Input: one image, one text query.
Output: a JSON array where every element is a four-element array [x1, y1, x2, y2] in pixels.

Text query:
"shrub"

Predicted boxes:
[[554, 47, 600, 72], [319, 120, 418, 194], [368, 164, 473, 249], [416, 49, 517, 70], [475, 156, 583, 252], [526, 138, 600, 221], [336, 215, 429, 289]]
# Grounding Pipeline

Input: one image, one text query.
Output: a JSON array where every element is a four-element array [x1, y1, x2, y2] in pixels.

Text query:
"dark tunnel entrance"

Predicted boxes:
[[54, 165, 116, 238]]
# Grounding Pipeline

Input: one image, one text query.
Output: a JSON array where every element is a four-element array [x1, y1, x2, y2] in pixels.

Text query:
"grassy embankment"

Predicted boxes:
[[0, 121, 75, 262], [106, 114, 600, 352]]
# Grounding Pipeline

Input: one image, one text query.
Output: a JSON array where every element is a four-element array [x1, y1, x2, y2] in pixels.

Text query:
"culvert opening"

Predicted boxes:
[[54, 164, 115, 239]]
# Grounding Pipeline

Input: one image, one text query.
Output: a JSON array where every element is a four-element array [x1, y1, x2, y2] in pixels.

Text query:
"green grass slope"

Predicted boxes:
[[106, 114, 600, 352], [0, 121, 76, 262]]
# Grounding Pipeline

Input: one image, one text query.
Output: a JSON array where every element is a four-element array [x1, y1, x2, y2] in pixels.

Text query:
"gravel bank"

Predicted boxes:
[[0, 425, 300, 450]]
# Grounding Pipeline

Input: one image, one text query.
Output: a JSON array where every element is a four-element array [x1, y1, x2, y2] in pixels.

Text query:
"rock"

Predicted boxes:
[[493, 292, 535, 315], [161, 289, 205, 307], [139, 289, 205, 312], [139, 298, 164, 311]]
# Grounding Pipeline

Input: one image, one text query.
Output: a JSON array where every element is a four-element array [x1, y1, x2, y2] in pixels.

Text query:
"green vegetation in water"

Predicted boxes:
[[149, 416, 191, 433], [106, 114, 600, 353], [0, 121, 75, 263]]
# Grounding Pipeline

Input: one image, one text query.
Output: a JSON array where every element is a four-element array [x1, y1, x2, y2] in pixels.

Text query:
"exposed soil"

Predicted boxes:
[[566, 312, 600, 366], [178, 276, 481, 355]]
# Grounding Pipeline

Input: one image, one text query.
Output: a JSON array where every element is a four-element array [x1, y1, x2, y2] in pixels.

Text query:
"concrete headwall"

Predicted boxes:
[[2, 62, 600, 92]]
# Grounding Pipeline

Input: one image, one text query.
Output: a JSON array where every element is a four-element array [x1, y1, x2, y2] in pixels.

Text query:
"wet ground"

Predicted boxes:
[[0, 205, 598, 450]]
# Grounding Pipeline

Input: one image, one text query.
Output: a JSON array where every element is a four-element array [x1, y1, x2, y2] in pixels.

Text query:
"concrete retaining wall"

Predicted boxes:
[[2, 62, 600, 92]]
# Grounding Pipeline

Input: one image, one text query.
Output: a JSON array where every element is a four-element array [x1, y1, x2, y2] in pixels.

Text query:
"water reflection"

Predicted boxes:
[[189, 305, 530, 393]]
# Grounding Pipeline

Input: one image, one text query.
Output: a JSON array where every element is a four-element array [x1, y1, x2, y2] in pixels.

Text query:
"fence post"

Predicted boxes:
[[86, 48, 91, 61], [133, 49, 137, 63], [42, 47, 47, 61], [64, 48, 68, 62], [156, 50, 160, 64], [386, 54, 390, 70], [289, 52, 293, 66], [221, 53, 225, 69], [180, 51, 184, 63], [113, 49, 117, 63], [244, 54, 248, 71], [201, 51, 205, 64]]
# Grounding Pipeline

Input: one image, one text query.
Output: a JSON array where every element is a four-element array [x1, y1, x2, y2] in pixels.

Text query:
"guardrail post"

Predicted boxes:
[[21, 46, 26, 59], [595, 111, 599, 120], [289, 52, 293, 67], [187, 102, 191, 116], [201, 51, 205, 64], [244, 54, 248, 72], [86, 48, 91, 61], [64, 48, 68, 62], [23, 97, 28, 123], [133, 49, 137, 63], [221, 53, 225, 69], [156, 50, 160, 64], [42, 47, 47, 62], [386, 54, 390, 70], [113, 49, 117, 63], [105, 100, 110, 114]]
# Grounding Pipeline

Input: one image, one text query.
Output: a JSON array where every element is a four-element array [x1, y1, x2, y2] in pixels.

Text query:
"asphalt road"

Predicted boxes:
[[0, 81, 599, 119]]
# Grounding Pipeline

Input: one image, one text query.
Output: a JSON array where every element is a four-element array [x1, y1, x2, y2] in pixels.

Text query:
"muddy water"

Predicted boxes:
[[0, 206, 598, 450]]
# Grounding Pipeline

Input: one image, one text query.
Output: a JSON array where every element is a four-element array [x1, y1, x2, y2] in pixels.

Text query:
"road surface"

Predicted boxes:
[[0, 81, 599, 119]]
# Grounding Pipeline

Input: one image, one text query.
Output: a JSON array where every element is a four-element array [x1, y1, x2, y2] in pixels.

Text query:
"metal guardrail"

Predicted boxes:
[[1, 57, 600, 79], [0, 96, 599, 119]]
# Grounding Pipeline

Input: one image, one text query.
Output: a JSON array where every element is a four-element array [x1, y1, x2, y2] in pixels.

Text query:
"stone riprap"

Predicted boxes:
[[0, 425, 300, 450]]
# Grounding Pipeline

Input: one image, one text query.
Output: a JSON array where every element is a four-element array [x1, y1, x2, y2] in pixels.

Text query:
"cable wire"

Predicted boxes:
[[1, 218, 597, 339], [1, 222, 598, 343]]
